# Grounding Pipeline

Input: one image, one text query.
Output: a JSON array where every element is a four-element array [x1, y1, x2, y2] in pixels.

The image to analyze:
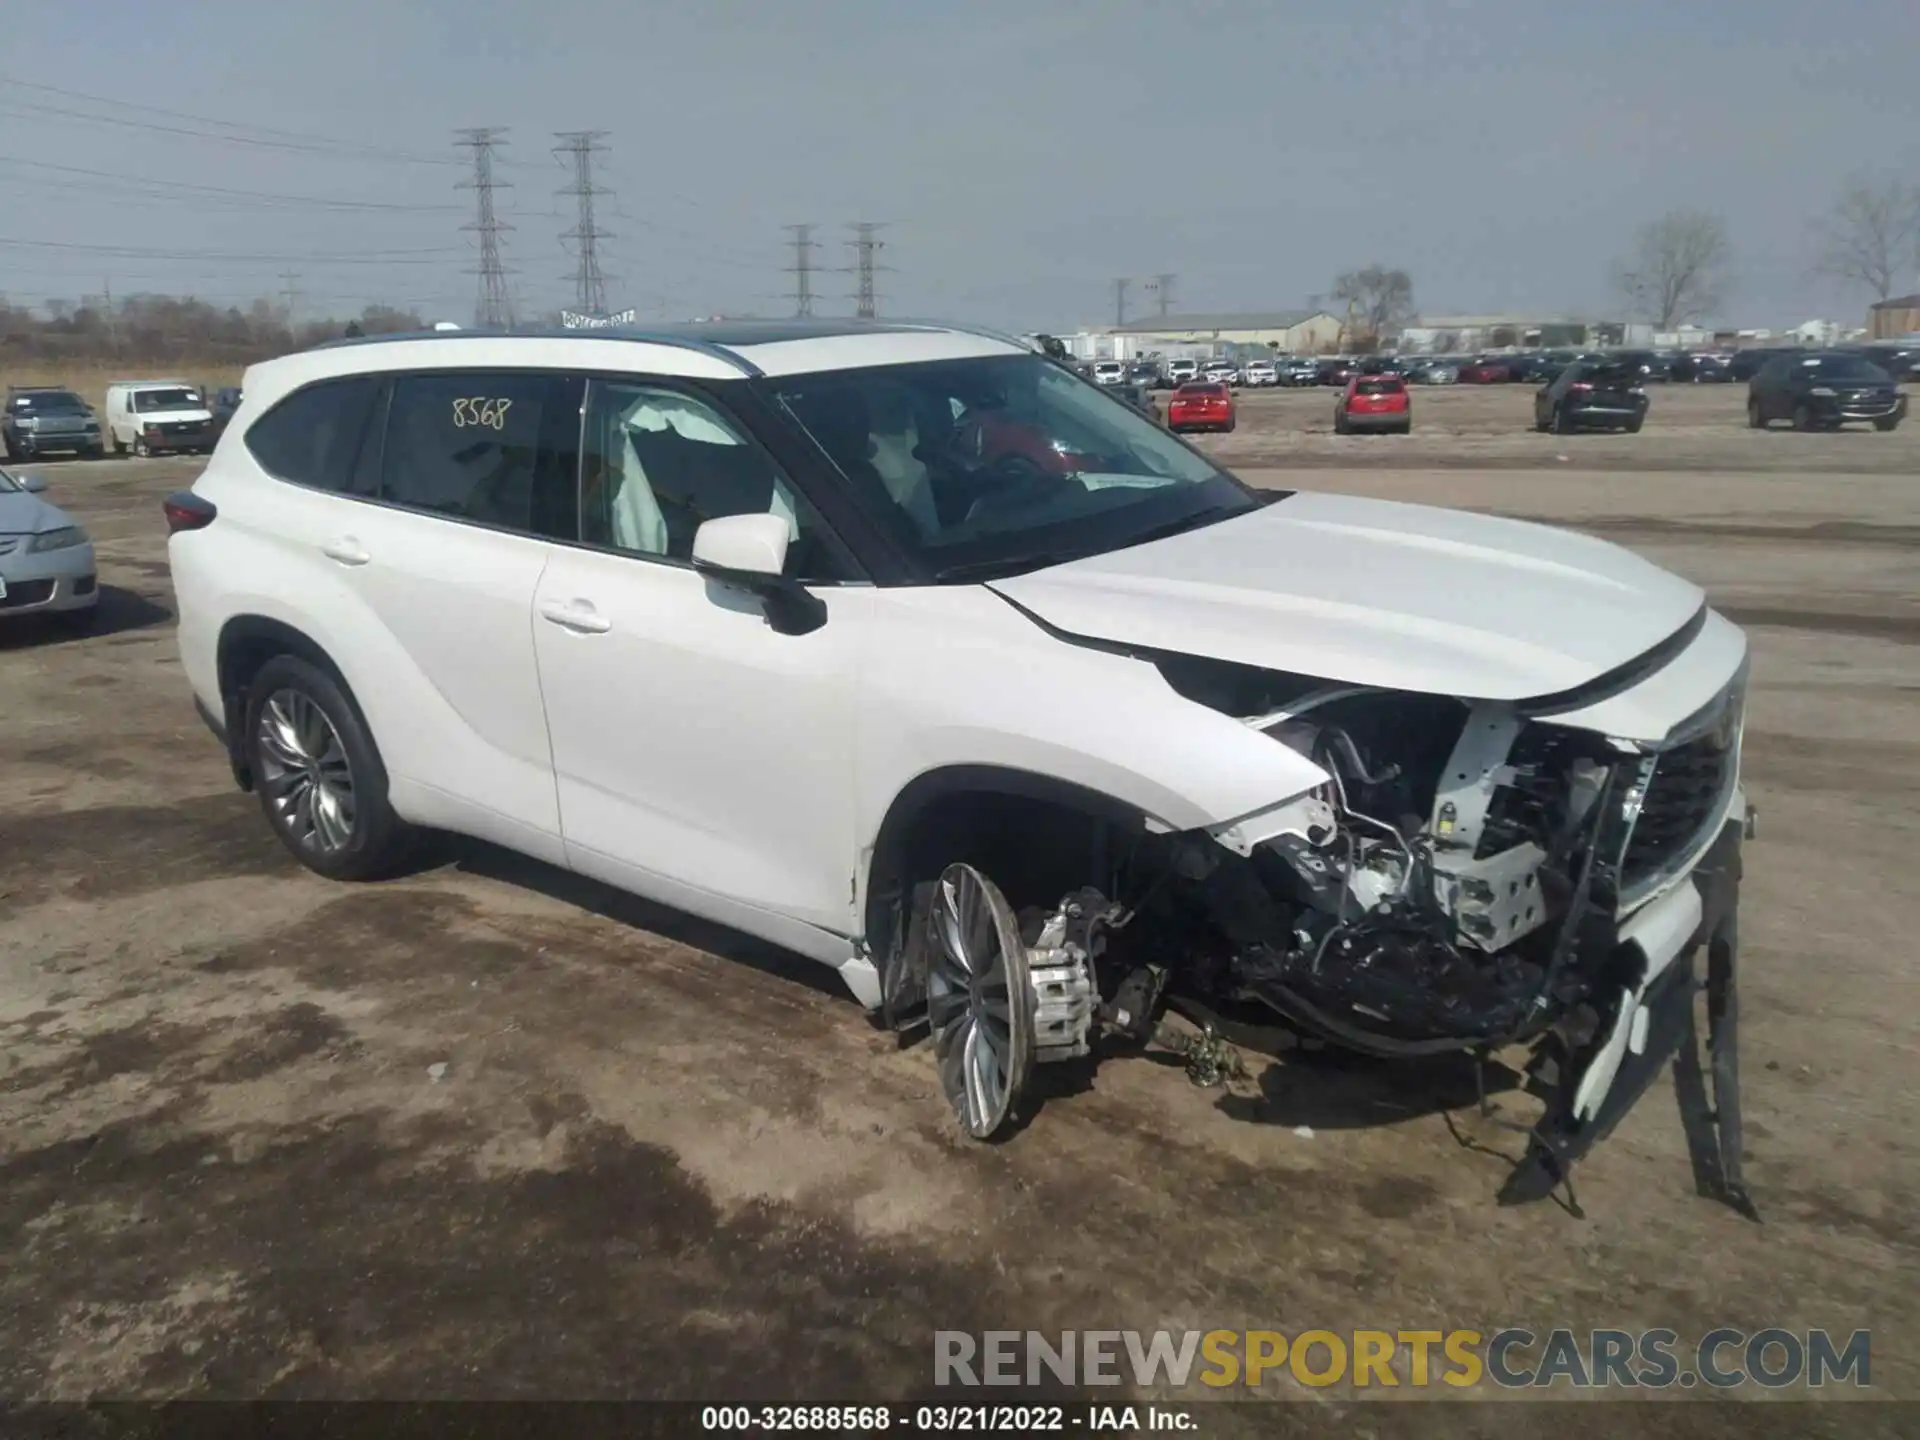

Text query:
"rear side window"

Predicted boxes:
[[378, 372, 556, 531], [245, 377, 382, 493]]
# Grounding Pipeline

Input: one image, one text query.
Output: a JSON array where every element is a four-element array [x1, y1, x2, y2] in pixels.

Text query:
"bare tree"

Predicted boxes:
[[1814, 177, 1920, 302], [1612, 211, 1731, 329], [1331, 265, 1415, 347]]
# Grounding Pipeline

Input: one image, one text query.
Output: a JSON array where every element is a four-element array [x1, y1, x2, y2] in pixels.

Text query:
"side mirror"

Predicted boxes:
[[691, 513, 826, 637], [19, 473, 48, 493]]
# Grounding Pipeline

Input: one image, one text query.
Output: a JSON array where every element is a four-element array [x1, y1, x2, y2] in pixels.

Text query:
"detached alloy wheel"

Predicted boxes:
[[926, 862, 1034, 1140], [245, 655, 413, 881]]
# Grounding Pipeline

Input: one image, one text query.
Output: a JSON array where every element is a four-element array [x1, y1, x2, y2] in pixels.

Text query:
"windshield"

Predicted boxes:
[[133, 388, 202, 412], [12, 391, 88, 413], [771, 354, 1258, 581], [1800, 356, 1892, 382]]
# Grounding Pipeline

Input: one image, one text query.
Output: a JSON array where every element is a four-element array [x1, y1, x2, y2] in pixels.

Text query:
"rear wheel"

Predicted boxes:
[[1873, 416, 1901, 432], [244, 655, 415, 882], [1792, 404, 1815, 432], [1334, 411, 1350, 435], [1554, 404, 1577, 435], [1625, 417, 1644, 434], [1747, 398, 1764, 429]]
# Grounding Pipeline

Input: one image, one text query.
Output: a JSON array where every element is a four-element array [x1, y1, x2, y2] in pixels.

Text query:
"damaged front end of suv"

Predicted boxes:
[[883, 612, 1756, 1215]]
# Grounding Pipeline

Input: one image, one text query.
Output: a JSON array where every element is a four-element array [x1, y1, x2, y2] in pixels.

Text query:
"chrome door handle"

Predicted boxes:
[[538, 599, 611, 634], [321, 536, 371, 566]]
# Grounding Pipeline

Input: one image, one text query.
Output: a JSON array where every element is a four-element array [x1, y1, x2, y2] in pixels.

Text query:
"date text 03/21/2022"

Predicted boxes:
[[699, 1404, 1193, 1432]]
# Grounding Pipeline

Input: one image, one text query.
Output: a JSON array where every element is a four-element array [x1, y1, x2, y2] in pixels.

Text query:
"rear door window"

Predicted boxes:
[[244, 376, 383, 494], [378, 371, 573, 534]]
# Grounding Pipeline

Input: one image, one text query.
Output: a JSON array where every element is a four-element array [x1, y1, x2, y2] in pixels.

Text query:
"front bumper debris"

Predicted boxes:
[[1498, 817, 1754, 1217]]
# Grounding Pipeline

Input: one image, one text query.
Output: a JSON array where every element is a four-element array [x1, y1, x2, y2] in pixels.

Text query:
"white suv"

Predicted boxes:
[[168, 320, 1754, 1206]]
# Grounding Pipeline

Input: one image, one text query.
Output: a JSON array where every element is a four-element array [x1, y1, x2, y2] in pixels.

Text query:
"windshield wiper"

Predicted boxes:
[[931, 552, 1067, 584]]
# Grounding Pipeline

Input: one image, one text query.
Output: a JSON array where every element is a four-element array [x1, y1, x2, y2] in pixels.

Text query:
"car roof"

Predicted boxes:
[[293, 319, 1027, 381]]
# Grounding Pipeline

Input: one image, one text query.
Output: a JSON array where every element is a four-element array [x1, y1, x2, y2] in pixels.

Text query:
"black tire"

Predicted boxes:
[[1554, 404, 1577, 435], [1223, 419, 1236, 433], [1747, 399, 1764, 429], [243, 654, 415, 881], [1334, 412, 1349, 435], [1625, 417, 1644, 434], [1792, 404, 1814, 432], [1873, 416, 1900, 433], [1396, 421, 1412, 435], [132, 435, 151, 457], [111, 433, 127, 456]]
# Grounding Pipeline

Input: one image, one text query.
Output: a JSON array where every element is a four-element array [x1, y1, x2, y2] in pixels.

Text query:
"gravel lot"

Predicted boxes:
[[2, 381, 1915, 1419]]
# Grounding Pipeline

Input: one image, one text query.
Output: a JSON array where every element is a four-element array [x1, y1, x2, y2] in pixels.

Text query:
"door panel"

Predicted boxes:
[[533, 548, 864, 934]]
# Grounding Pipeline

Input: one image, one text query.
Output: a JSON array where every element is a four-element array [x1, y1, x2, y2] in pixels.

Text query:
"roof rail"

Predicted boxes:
[[302, 325, 764, 377]]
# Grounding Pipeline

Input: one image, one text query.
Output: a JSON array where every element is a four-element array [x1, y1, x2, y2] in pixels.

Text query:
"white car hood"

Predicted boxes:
[[987, 491, 1706, 702]]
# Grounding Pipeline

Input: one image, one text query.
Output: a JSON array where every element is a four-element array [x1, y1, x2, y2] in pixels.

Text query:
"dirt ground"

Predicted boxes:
[[1, 381, 1915, 1420]]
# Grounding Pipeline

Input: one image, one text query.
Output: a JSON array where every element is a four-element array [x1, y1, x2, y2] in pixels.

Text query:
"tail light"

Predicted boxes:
[[1570, 382, 1593, 392], [163, 491, 217, 533]]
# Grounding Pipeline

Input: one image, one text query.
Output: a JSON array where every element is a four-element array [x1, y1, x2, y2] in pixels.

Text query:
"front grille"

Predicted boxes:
[[1620, 726, 1737, 891], [161, 421, 208, 436], [0, 579, 55, 609]]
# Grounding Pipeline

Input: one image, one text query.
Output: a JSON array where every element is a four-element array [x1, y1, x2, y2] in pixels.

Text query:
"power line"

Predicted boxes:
[[0, 155, 462, 212], [555, 131, 613, 317], [784, 223, 818, 318], [0, 75, 463, 165], [0, 236, 458, 264], [848, 222, 889, 319], [457, 128, 516, 331], [279, 271, 302, 328]]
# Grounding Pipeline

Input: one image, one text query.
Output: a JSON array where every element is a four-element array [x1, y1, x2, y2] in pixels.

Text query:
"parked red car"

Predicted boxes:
[[1335, 374, 1412, 435], [1166, 382, 1236, 433], [1457, 356, 1511, 384]]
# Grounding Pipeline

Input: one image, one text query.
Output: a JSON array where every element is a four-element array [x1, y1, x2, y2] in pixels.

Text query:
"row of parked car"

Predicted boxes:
[[1, 380, 242, 462], [1160, 348, 1909, 439]]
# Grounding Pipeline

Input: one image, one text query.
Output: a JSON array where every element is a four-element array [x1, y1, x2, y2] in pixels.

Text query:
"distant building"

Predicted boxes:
[[1063, 310, 1344, 362], [1397, 314, 1601, 352], [1868, 294, 1920, 340]]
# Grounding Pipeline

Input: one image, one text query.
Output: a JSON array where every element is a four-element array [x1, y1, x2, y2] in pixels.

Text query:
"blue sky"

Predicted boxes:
[[3, 0, 1916, 330]]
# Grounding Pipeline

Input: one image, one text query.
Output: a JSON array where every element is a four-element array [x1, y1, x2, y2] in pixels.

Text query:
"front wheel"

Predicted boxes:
[[1792, 404, 1816, 432], [132, 435, 150, 457], [923, 863, 1035, 1140], [1873, 416, 1901, 432], [244, 655, 415, 881]]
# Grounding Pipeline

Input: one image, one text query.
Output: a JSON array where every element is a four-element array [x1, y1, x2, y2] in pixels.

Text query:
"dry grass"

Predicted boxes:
[[4, 360, 249, 414]]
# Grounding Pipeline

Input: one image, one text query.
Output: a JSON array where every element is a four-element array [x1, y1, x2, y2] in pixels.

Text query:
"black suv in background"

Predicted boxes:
[[1747, 352, 1905, 431], [3, 386, 105, 460], [1606, 350, 1669, 383], [1533, 359, 1650, 433]]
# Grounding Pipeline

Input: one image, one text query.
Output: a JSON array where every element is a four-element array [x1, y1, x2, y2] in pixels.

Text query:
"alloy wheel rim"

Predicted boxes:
[[926, 863, 1032, 1139], [255, 688, 357, 854]]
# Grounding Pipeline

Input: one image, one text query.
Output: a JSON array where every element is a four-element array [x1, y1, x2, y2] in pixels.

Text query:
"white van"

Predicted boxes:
[[104, 380, 216, 457]]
